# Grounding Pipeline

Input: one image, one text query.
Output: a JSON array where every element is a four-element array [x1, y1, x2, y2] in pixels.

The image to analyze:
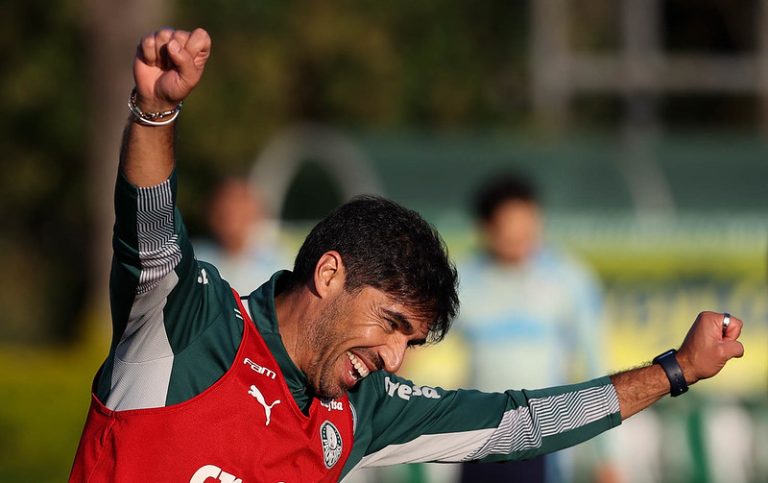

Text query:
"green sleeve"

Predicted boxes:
[[342, 372, 621, 476], [95, 170, 240, 409], [109, 170, 198, 345]]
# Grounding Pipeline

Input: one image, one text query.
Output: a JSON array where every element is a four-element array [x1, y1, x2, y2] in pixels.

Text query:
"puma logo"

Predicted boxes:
[[248, 385, 281, 426]]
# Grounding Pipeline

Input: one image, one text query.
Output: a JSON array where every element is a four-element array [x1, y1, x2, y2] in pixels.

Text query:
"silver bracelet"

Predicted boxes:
[[127, 88, 183, 126]]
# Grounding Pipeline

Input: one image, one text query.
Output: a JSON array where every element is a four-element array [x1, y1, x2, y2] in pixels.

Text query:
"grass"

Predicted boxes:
[[0, 315, 108, 482]]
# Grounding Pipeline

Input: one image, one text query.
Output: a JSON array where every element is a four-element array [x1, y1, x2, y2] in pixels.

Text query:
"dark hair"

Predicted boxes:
[[291, 195, 459, 343], [473, 173, 538, 222]]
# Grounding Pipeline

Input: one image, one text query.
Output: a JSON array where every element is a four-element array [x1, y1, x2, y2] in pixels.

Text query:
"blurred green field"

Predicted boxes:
[[0, 320, 108, 482]]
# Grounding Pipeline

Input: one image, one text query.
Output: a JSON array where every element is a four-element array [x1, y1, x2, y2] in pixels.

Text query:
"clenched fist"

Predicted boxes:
[[677, 311, 744, 384], [133, 28, 211, 112]]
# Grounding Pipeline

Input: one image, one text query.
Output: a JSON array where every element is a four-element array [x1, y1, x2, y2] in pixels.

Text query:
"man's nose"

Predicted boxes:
[[380, 334, 408, 373]]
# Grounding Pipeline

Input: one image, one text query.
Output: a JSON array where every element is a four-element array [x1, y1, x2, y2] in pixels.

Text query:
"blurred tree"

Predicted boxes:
[[0, 0, 88, 343], [0, 0, 168, 344]]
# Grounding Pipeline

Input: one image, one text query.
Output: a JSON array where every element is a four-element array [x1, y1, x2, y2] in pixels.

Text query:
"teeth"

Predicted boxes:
[[346, 352, 370, 379]]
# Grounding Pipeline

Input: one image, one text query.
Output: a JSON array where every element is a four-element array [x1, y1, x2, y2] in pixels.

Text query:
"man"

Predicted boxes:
[[458, 174, 617, 483], [70, 28, 744, 482], [193, 176, 290, 294]]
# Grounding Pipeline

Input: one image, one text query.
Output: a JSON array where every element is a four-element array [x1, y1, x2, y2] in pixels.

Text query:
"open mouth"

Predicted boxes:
[[346, 351, 370, 381]]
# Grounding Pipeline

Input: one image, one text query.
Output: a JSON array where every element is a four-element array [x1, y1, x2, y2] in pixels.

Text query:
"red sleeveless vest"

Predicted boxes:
[[70, 291, 355, 482]]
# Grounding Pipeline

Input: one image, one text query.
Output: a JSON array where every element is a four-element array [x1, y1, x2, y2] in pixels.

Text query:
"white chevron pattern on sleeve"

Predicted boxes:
[[466, 384, 620, 460], [106, 178, 182, 410], [136, 180, 182, 294]]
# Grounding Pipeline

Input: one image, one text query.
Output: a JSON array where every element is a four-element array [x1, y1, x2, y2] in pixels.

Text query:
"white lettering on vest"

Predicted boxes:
[[190, 464, 243, 483], [320, 399, 344, 411], [244, 357, 277, 379]]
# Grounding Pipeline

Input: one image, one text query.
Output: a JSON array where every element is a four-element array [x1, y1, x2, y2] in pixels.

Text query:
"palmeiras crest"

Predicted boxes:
[[320, 421, 343, 468]]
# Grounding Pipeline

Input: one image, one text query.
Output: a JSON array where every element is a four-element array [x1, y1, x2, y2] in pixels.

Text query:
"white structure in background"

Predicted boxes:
[[249, 123, 383, 219]]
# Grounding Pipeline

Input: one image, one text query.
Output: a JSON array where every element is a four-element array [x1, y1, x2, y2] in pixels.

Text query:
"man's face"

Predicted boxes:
[[483, 199, 541, 266], [303, 286, 430, 400]]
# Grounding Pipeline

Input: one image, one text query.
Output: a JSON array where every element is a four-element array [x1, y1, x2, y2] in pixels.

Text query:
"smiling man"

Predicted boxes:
[[69, 28, 745, 482]]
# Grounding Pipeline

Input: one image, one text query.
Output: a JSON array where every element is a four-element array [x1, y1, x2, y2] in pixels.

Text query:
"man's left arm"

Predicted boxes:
[[342, 311, 743, 476], [343, 372, 620, 477]]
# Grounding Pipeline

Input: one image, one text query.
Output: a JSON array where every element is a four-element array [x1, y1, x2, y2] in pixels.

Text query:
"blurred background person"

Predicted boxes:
[[457, 172, 619, 483], [193, 177, 291, 293]]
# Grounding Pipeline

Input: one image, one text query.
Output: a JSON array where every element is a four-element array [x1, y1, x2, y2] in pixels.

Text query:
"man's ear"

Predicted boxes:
[[313, 251, 346, 298]]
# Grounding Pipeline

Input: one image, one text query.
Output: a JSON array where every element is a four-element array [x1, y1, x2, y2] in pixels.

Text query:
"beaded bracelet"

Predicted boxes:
[[127, 88, 183, 126]]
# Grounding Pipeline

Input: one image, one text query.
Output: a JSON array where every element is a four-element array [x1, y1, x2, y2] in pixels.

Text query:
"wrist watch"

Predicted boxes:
[[653, 349, 688, 397]]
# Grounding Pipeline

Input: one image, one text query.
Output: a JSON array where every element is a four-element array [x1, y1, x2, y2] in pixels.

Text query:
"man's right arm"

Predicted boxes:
[[121, 28, 210, 187], [94, 29, 241, 410]]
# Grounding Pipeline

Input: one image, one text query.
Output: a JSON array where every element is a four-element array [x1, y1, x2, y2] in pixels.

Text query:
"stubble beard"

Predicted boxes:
[[304, 295, 349, 400]]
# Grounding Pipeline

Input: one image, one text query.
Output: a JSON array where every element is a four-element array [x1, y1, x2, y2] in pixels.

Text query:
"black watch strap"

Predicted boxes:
[[653, 349, 688, 397]]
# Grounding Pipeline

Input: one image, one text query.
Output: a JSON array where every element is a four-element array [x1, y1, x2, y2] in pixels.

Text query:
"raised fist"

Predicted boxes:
[[133, 28, 211, 112], [677, 311, 744, 383]]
